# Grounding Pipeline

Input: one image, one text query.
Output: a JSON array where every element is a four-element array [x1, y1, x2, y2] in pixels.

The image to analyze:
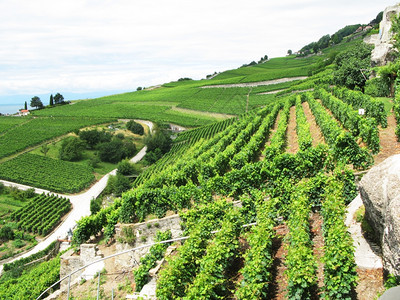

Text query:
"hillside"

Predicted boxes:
[[1, 12, 400, 300]]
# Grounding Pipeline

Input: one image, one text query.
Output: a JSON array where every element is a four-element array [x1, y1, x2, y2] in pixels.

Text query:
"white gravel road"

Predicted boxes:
[[0, 121, 152, 272], [201, 76, 308, 88]]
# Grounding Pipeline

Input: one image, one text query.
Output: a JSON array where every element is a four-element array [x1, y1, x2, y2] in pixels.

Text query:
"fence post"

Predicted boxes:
[[67, 274, 71, 300], [96, 271, 101, 300]]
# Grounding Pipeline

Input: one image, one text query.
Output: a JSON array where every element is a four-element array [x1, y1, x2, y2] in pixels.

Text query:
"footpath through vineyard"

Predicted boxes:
[[273, 96, 386, 299], [374, 113, 400, 164], [286, 105, 299, 154], [301, 101, 325, 146]]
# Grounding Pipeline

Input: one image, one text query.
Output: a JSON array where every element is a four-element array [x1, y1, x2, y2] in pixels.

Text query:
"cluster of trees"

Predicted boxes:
[[126, 120, 144, 135], [29, 93, 66, 109], [49, 93, 64, 105], [177, 77, 193, 82], [0, 225, 14, 242], [298, 24, 362, 56], [240, 54, 268, 68], [143, 130, 172, 164], [333, 42, 373, 90], [59, 129, 137, 164]]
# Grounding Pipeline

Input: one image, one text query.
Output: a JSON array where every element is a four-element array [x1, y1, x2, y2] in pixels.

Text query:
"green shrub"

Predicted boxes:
[[0, 225, 14, 241], [127, 120, 144, 135], [365, 77, 390, 97]]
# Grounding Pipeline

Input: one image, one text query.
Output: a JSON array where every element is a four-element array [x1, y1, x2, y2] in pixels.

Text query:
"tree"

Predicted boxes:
[[98, 139, 136, 163], [40, 144, 49, 156], [333, 42, 373, 90], [24, 101, 27, 110], [137, 87, 142, 91], [79, 129, 112, 149], [145, 130, 172, 154], [30, 96, 43, 109], [122, 140, 136, 158], [0, 225, 14, 242], [317, 34, 330, 50], [370, 11, 383, 25], [117, 159, 135, 175], [49, 94, 54, 106], [143, 130, 172, 164], [126, 120, 144, 135], [104, 174, 131, 196], [287, 49, 293, 55], [54, 93, 64, 104], [59, 137, 86, 161], [90, 198, 101, 214], [391, 12, 400, 57]]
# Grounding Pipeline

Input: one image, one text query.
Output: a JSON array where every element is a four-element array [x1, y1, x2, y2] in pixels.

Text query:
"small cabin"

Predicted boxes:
[[18, 109, 30, 116]]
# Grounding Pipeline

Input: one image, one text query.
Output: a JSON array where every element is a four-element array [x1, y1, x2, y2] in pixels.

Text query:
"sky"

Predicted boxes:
[[0, 0, 397, 112]]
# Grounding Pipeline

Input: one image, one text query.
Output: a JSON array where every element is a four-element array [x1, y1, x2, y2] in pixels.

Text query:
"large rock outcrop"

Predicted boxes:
[[359, 154, 400, 275], [366, 4, 400, 66]]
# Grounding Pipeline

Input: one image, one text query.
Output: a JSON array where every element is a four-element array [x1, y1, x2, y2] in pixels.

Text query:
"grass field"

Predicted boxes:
[[0, 194, 25, 218]]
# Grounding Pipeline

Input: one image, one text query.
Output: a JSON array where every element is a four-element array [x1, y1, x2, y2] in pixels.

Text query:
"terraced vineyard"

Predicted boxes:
[[11, 193, 71, 236], [3, 30, 400, 299], [0, 153, 95, 193], [67, 81, 398, 298]]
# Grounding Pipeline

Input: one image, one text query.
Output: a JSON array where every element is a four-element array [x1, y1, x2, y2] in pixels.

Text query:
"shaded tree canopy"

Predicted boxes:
[[79, 129, 112, 149], [30, 96, 43, 109], [333, 42, 372, 90], [127, 120, 144, 135], [145, 130, 172, 154], [98, 138, 136, 163], [54, 93, 64, 104], [59, 137, 86, 161]]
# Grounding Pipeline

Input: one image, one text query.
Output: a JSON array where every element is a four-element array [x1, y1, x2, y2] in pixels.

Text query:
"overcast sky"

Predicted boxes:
[[0, 0, 397, 106]]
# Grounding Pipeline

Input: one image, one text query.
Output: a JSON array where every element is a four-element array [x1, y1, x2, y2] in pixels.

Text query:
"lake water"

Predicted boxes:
[[0, 104, 24, 115]]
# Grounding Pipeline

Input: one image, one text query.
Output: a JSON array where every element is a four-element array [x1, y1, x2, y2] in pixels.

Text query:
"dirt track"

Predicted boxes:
[[201, 76, 307, 88]]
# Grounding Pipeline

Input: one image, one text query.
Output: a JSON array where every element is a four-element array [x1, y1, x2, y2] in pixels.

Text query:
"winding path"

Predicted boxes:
[[0, 120, 153, 271]]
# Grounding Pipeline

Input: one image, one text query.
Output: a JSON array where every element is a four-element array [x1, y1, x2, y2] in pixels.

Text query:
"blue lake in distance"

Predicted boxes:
[[0, 104, 24, 115]]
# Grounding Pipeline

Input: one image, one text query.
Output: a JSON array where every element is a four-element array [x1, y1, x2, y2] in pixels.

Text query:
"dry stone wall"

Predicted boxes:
[[115, 214, 182, 268]]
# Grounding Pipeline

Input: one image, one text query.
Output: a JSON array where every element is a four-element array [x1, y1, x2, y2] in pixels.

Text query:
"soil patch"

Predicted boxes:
[[286, 105, 299, 154], [269, 224, 289, 300], [259, 110, 281, 160], [302, 101, 325, 146], [355, 268, 385, 300], [310, 212, 324, 296], [374, 113, 400, 164]]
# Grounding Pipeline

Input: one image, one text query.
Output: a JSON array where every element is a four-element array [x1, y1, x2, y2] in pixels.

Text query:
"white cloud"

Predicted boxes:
[[0, 0, 396, 99]]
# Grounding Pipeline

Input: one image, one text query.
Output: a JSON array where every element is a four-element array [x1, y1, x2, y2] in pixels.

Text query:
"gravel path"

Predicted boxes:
[[0, 122, 153, 272], [200, 76, 307, 88]]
